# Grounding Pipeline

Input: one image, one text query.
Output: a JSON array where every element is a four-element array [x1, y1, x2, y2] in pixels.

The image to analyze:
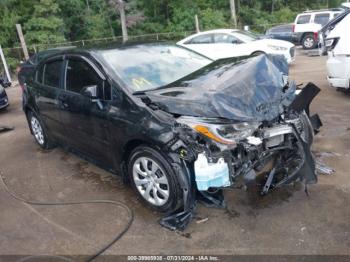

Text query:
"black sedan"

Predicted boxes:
[[19, 43, 321, 229], [266, 24, 294, 43]]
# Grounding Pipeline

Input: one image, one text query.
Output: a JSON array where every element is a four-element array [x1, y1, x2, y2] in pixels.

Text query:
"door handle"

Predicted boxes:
[[61, 101, 69, 108], [58, 94, 69, 109]]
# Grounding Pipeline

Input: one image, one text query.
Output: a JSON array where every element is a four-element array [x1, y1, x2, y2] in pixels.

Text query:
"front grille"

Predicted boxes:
[[290, 47, 295, 58]]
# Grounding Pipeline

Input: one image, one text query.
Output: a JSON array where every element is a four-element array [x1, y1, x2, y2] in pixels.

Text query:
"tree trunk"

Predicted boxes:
[[229, 0, 237, 28]]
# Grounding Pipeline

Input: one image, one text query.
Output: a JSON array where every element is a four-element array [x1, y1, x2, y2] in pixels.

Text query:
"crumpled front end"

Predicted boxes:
[[144, 54, 322, 230], [173, 104, 318, 196]]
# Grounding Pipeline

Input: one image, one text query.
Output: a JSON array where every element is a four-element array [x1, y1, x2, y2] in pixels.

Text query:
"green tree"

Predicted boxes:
[[24, 0, 65, 44]]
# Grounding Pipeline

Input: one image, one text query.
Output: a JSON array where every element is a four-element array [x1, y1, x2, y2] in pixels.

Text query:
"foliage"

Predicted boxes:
[[0, 0, 347, 46], [24, 0, 66, 44]]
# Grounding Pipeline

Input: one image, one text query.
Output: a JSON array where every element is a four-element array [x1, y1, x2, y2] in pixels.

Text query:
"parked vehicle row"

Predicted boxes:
[[266, 3, 350, 50], [177, 29, 295, 64]]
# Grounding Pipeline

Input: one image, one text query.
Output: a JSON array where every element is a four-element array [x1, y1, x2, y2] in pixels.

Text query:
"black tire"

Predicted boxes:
[[127, 145, 183, 213], [27, 111, 56, 150], [302, 34, 317, 50]]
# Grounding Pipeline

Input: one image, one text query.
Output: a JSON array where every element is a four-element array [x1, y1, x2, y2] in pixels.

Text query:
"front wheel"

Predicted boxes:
[[128, 146, 183, 213]]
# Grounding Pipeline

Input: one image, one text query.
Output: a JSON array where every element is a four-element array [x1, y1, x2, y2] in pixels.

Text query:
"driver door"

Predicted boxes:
[[58, 56, 113, 166]]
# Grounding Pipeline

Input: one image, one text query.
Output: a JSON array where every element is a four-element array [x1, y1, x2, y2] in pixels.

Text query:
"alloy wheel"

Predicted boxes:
[[30, 116, 45, 145], [132, 157, 170, 206], [304, 37, 315, 49]]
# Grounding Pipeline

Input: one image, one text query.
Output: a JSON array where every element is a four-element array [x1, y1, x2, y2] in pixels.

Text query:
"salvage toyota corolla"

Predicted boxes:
[[20, 43, 321, 230]]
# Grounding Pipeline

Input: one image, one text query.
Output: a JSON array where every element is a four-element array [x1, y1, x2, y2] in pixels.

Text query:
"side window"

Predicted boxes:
[[214, 34, 240, 44], [186, 34, 213, 44], [314, 13, 330, 26], [43, 60, 62, 88], [65, 59, 111, 100], [297, 15, 311, 24]]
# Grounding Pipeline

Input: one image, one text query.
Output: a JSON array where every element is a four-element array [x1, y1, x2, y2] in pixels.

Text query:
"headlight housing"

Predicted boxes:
[[177, 117, 260, 145], [267, 45, 288, 51]]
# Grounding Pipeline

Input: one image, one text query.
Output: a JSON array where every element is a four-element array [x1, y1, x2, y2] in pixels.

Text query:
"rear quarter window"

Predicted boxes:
[[297, 15, 311, 24], [185, 34, 213, 44], [43, 60, 62, 88]]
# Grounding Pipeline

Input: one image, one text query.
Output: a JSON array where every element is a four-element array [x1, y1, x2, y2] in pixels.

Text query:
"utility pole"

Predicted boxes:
[[16, 24, 29, 61], [118, 0, 128, 42], [195, 15, 200, 33], [0, 46, 12, 83], [229, 0, 237, 29]]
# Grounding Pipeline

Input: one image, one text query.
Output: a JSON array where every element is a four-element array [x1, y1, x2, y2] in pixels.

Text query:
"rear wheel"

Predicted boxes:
[[302, 34, 317, 49], [128, 146, 182, 212], [28, 111, 55, 150]]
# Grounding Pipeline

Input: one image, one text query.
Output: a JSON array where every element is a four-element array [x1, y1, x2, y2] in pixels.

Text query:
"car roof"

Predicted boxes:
[[298, 9, 342, 15], [191, 29, 239, 35], [33, 41, 176, 62]]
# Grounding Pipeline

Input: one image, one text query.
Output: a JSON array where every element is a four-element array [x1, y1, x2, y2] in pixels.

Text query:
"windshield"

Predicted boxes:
[[232, 30, 258, 42], [100, 44, 211, 92]]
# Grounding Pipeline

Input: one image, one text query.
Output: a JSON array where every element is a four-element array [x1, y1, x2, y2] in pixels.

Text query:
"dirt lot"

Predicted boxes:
[[0, 51, 349, 257]]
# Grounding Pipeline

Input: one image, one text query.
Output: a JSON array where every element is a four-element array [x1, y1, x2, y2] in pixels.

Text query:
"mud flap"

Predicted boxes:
[[159, 160, 195, 231]]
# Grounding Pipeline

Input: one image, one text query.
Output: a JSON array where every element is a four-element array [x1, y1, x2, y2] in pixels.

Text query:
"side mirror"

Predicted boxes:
[[81, 85, 104, 110], [81, 85, 98, 99]]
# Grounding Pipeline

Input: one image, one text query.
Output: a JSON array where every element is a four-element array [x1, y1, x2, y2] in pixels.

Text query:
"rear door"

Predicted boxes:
[[272, 25, 293, 42], [58, 55, 113, 165], [32, 57, 66, 141]]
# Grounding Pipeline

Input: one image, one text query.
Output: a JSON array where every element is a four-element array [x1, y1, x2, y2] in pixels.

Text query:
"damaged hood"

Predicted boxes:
[[145, 54, 295, 122]]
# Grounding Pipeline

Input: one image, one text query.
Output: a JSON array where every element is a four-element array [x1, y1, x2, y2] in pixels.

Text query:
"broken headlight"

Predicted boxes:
[[177, 117, 260, 145]]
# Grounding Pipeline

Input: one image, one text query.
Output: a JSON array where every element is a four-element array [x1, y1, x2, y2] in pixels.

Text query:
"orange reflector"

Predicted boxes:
[[194, 125, 235, 145]]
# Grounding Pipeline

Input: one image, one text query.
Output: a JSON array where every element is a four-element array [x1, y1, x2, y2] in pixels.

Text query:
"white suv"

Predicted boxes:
[[293, 9, 342, 49]]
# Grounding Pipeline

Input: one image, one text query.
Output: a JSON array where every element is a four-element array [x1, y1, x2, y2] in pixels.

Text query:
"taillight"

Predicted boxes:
[[292, 24, 295, 32], [325, 37, 340, 51], [314, 32, 318, 41]]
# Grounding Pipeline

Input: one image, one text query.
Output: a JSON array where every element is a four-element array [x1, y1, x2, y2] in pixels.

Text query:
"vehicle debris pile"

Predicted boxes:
[[145, 55, 322, 230]]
